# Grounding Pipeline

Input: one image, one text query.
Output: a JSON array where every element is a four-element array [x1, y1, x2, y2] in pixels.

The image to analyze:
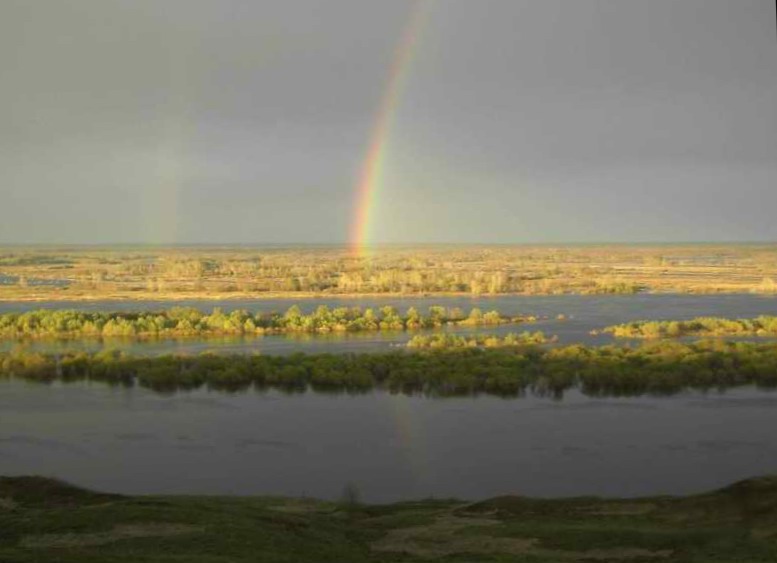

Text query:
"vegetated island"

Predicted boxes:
[[598, 316, 777, 339], [406, 331, 554, 348], [2, 474, 777, 562], [4, 340, 777, 396], [0, 305, 531, 339]]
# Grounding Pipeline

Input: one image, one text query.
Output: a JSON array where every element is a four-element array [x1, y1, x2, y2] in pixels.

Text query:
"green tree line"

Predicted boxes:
[[0, 305, 526, 339], [3, 340, 777, 397], [600, 316, 777, 339], [406, 331, 553, 348]]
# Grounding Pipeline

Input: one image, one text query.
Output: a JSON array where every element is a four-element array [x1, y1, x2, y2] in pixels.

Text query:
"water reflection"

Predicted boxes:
[[2, 378, 777, 502], [1, 293, 776, 355]]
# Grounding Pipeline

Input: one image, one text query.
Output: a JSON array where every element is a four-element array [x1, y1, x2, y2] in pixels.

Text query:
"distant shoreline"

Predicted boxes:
[[3, 288, 777, 303], [2, 244, 776, 300]]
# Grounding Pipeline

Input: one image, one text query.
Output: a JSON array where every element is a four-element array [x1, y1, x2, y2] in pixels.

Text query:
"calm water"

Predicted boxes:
[[2, 294, 777, 501], [1, 293, 776, 355], [2, 379, 777, 502]]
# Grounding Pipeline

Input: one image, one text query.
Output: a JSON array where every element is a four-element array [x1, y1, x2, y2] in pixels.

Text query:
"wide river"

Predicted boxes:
[[2, 294, 777, 502], [1, 293, 776, 355]]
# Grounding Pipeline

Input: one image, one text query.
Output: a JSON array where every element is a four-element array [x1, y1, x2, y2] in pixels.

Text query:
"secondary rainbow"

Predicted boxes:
[[349, 1, 431, 256]]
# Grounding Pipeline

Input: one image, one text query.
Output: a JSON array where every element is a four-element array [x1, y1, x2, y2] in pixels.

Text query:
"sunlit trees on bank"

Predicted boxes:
[[406, 331, 553, 348], [4, 245, 777, 298], [0, 305, 527, 339], [601, 316, 777, 339], [3, 340, 777, 397]]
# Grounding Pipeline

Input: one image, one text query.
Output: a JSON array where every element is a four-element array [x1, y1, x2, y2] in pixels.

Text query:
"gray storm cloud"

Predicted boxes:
[[1, 0, 775, 243]]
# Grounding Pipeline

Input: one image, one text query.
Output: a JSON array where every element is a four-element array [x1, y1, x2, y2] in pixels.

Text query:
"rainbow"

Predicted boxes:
[[383, 393, 431, 491], [349, 0, 431, 256]]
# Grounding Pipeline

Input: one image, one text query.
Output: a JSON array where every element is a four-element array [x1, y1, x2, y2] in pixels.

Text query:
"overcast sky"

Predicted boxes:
[[1, 0, 775, 244]]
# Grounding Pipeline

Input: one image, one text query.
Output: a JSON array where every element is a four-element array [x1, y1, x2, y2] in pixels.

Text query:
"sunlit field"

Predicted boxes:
[[2, 244, 777, 301]]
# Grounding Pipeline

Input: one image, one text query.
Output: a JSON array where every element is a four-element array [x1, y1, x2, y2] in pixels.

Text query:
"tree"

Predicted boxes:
[[340, 482, 362, 506]]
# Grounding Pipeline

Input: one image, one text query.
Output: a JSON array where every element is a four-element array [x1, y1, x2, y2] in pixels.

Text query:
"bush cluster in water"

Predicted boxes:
[[406, 331, 553, 348], [3, 340, 777, 397], [601, 316, 777, 339], [0, 305, 526, 339]]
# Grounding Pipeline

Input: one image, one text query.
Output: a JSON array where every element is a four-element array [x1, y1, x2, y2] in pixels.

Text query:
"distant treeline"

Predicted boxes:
[[0, 254, 73, 267], [600, 316, 777, 339], [0, 306, 526, 339], [5, 245, 777, 299], [406, 331, 553, 348], [3, 340, 777, 397]]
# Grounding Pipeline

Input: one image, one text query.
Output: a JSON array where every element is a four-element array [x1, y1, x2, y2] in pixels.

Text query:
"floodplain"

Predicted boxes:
[[3, 245, 777, 561], [2, 244, 777, 301]]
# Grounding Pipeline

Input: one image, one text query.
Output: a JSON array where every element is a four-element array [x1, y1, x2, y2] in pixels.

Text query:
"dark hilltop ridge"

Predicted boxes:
[[2, 475, 777, 562]]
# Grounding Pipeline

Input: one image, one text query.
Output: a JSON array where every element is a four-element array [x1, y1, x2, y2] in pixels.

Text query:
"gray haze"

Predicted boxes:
[[1, 0, 775, 244]]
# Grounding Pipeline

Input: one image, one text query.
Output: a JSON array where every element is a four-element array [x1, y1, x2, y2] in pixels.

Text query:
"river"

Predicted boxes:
[[2, 293, 777, 501], [1, 293, 776, 355]]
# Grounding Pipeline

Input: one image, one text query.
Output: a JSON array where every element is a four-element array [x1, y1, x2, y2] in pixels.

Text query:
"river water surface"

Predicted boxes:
[[1, 293, 776, 355], [2, 380, 777, 502], [2, 294, 777, 501]]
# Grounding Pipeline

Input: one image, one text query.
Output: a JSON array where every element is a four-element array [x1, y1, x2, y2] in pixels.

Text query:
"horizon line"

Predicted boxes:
[[1, 241, 777, 248]]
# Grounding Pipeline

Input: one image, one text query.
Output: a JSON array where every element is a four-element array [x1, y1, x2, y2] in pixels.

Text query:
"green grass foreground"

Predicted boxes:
[[1, 476, 777, 562], [3, 340, 777, 396]]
